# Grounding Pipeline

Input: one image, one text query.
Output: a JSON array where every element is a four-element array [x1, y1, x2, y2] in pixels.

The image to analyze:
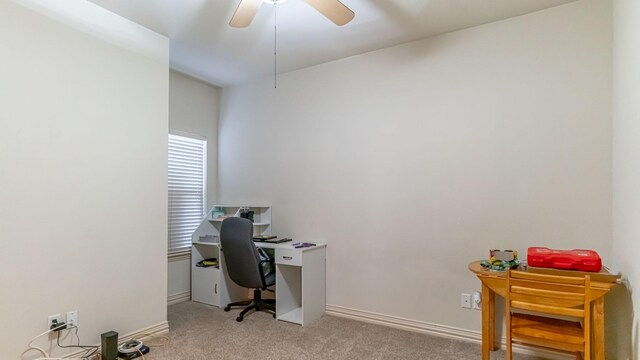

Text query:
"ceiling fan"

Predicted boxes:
[[230, 0, 355, 28]]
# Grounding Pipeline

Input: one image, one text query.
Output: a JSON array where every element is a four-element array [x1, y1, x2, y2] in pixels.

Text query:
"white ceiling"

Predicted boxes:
[[89, 0, 577, 87]]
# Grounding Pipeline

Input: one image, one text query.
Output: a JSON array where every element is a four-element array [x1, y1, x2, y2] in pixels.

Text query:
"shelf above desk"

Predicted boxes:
[[208, 218, 270, 226], [192, 241, 218, 246]]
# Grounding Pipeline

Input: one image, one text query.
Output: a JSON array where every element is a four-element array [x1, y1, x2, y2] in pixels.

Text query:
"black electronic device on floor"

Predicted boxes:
[[117, 345, 149, 359], [101, 331, 118, 360]]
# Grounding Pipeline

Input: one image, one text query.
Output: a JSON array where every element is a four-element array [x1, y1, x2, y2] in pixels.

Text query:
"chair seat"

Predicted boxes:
[[511, 314, 585, 353]]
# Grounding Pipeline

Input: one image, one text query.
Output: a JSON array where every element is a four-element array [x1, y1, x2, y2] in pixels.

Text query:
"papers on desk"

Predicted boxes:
[[254, 237, 292, 244]]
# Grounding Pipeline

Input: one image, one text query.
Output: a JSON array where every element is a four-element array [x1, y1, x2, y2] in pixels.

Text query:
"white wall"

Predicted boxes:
[[218, 0, 612, 331], [169, 70, 221, 210], [0, 1, 169, 358], [168, 70, 221, 302], [612, 0, 640, 358]]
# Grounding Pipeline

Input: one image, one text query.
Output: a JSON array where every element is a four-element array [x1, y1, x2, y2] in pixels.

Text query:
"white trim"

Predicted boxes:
[[326, 304, 478, 342], [168, 291, 191, 306], [169, 129, 207, 141], [62, 321, 169, 359], [119, 321, 170, 343], [325, 304, 572, 360]]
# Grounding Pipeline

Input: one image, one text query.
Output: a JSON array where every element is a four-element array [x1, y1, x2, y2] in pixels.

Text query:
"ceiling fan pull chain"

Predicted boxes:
[[274, 2, 278, 89]]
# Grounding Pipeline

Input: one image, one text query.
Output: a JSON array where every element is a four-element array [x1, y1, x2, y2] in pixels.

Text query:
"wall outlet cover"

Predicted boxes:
[[67, 310, 78, 327], [47, 314, 64, 330], [472, 291, 481, 310], [461, 293, 471, 309]]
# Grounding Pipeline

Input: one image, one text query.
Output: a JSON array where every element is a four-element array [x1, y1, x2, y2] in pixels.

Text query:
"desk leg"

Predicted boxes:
[[481, 284, 495, 360], [489, 289, 498, 351], [592, 297, 605, 360]]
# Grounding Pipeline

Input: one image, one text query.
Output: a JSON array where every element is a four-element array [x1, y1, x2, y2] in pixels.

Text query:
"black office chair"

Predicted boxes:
[[220, 217, 276, 322]]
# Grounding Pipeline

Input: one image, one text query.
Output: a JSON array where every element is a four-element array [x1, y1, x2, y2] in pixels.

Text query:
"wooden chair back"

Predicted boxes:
[[506, 270, 591, 359]]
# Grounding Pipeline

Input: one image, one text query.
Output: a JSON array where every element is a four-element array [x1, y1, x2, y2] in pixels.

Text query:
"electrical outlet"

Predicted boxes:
[[461, 293, 471, 309], [47, 314, 64, 330], [67, 310, 78, 327], [472, 291, 482, 310]]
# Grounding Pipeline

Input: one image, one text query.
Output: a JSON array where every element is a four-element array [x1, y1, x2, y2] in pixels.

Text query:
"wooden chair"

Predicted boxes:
[[506, 270, 591, 360]]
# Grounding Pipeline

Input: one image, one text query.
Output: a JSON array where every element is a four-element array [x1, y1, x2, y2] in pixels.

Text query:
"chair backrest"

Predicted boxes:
[[220, 217, 264, 289], [507, 271, 591, 317], [506, 270, 591, 356]]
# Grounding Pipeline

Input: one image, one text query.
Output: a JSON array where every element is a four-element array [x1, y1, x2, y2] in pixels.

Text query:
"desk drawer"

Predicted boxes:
[[275, 249, 302, 266]]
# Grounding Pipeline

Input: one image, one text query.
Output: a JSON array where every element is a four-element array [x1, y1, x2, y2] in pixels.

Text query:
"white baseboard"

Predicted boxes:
[[120, 321, 170, 343], [168, 291, 191, 305], [63, 320, 169, 359], [326, 304, 572, 360], [326, 304, 480, 342]]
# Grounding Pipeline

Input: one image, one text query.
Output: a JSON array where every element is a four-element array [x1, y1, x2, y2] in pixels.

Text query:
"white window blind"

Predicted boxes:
[[168, 132, 206, 253]]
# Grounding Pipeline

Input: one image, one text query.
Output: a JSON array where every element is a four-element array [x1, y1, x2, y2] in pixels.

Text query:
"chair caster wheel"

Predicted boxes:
[[236, 316, 243, 322], [224, 305, 231, 312]]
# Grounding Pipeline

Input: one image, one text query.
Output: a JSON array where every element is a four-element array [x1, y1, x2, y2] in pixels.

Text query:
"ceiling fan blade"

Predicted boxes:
[[304, 0, 355, 26], [230, 0, 263, 28]]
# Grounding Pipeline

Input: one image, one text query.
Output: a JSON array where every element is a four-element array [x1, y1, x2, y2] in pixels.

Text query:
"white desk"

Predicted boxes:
[[191, 240, 326, 326], [258, 242, 326, 326]]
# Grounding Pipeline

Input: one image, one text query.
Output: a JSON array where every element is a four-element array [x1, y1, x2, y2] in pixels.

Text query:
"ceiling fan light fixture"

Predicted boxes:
[[231, 0, 354, 28]]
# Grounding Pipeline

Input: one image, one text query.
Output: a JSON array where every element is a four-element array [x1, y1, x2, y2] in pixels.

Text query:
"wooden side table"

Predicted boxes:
[[468, 260, 619, 360]]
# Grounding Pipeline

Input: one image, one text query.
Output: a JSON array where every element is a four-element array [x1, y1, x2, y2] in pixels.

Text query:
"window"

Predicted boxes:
[[168, 132, 206, 254]]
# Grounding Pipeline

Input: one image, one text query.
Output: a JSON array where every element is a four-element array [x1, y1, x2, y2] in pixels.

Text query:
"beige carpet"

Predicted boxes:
[[145, 301, 548, 360]]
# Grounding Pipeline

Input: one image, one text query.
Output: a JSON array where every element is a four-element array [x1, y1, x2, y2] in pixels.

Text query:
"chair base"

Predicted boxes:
[[224, 289, 275, 322]]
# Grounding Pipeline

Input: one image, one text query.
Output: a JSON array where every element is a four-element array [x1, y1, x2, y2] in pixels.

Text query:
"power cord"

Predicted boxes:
[[117, 332, 171, 360], [131, 333, 171, 347], [118, 340, 143, 354], [56, 325, 99, 358], [50, 319, 67, 331], [27, 321, 70, 358], [27, 323, 97, 360], [28, 323, 171, 360], [117, 340, 146, 360]]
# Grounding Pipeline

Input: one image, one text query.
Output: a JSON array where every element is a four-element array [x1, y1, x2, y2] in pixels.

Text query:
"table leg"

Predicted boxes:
[[481, 283, 494, 360], [592, 297, 605, 360], [489, 289, 497, 350]]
